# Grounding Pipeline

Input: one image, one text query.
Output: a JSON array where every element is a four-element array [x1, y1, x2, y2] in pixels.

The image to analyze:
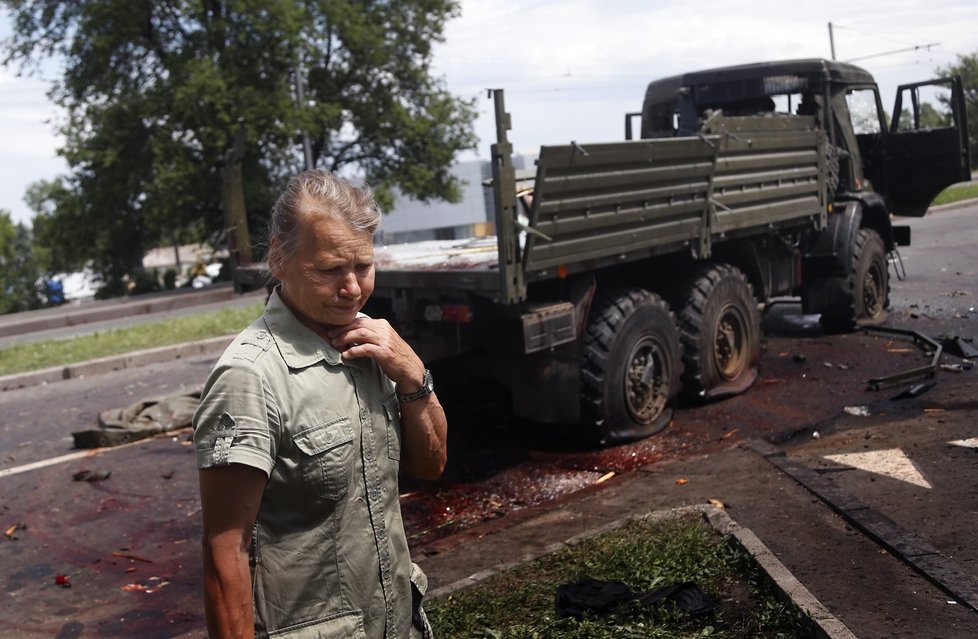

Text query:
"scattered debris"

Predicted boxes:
[[823, 361, 833, 369], [121, 577, 170, 594], [837, 363, 850, 371], [891, 382, 937, 401], [112, 550, 154, 563], [707, 498, 725, 509], [595, 471, 615, 485], [939, 336, 978, 359], [940, 363, 972, 374], [4, 523, 23, 539], [863, 326, 942, 390], [72, 469, 111, 482], [675, 478, 689, 486], [792, 353, 807, 363], [844, 406, 871, 417], [943, 290, 970, 298], [54, 575, 71, 588], [161, 471, 175, 480], [812, 431, 821, 439], [720, 428, 739, 440]]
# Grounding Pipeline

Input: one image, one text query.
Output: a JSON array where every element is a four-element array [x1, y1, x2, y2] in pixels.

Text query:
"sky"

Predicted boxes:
[[1, 0, 976, 226]]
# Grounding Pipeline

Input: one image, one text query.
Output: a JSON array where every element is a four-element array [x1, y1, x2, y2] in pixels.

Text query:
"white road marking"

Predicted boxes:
[[824, 448, 932, 489], [949, 438, 978, 449], [0, 436, 171, 480]]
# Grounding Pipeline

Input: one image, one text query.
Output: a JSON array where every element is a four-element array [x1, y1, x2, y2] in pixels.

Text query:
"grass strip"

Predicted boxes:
[[0, 302, 264, 376], [932, 181, 978, 206], [426, 513, 806, 639]]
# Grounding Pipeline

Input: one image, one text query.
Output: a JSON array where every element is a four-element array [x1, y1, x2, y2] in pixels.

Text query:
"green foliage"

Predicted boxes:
[[3, 0, 477, 292], [426, 515, 807, 639], [0, 210, 44, 314], [932, 182, 978, 206], [938, 52, 978, 168]]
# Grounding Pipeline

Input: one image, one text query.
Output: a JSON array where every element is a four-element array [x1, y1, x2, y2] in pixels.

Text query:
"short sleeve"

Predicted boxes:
[[193, 363, 278, 476]]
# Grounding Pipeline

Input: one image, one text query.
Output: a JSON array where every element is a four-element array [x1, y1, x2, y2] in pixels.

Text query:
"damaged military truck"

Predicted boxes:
[[363, 58, 970, 446]]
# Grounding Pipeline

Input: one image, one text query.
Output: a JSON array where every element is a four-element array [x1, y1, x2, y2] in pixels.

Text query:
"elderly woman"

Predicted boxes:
[[194, 170, 447, 639]]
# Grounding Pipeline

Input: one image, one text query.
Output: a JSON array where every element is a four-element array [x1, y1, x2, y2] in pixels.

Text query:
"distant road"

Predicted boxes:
[[0, 285, 265, 348]]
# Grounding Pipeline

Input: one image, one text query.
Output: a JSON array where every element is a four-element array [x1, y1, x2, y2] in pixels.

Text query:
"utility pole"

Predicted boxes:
[[828, 22, 836, 61], [294, 60, 315, 171]]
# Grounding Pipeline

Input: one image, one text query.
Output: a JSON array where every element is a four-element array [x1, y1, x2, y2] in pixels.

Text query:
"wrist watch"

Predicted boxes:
[[396, 369, 434, 403]]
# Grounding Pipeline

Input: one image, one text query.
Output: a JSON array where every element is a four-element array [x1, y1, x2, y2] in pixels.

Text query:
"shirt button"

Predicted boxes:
[[365, 448, 373, 460], [325, 433, 334, 444], [377, 528, 386, 539], [382, 568, 391, 579]]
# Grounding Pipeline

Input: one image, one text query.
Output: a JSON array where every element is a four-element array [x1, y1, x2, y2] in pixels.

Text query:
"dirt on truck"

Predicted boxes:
[[255, 58, 972, 447]]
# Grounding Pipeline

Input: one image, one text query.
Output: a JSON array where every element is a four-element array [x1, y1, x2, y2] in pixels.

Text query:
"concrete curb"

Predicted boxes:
[[0, 285, 239, 339], [928, 196, 978, 214], [426, 504, 856, 639], [0, 335, 234, 392], [702, 506, 858, 639]]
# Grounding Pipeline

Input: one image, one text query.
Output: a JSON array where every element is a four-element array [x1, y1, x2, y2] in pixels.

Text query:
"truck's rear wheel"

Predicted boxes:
[[581, 288, 682, 446], [817, 228, 889, 332], [671, 264, 760, 401]]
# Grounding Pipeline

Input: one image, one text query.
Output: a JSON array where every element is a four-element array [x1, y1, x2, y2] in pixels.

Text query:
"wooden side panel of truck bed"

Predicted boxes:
[[523, 115, 825, 278]]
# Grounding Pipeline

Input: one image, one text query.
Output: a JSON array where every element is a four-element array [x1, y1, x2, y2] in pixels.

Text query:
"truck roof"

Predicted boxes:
[[644, 58, 875, 106]]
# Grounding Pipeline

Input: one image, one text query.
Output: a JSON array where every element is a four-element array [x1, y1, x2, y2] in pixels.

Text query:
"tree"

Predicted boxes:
[[0, 210, 44, 314], [2, 0, 476, 291], [938, 52, 978, 168]]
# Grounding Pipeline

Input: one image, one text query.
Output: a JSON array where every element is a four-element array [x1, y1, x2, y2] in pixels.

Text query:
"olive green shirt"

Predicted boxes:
[[193, 289, 429, 639]]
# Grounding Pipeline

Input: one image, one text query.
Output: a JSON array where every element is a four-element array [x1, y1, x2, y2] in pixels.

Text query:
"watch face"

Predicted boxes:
[[424, 370, 434, 393]]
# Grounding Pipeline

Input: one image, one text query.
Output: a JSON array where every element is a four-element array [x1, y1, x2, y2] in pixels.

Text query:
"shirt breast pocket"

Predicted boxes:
[[292, 417, 355, 502]]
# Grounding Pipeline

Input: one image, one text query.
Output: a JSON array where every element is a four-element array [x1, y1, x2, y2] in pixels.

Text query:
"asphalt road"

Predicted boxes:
[[0, 201, 976, 638]]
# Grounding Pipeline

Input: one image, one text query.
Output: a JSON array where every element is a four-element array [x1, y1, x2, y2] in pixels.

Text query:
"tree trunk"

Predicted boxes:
[[222, 126, 252, 266]]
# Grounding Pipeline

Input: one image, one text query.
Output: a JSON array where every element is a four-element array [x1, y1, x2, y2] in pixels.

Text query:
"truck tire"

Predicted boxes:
[[670, 264, 760, 401], [818, 228, 889, 332], [581, 288, 682, 446]]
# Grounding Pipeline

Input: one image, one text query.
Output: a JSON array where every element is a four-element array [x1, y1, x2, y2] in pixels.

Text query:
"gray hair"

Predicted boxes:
[[266, 170, 382, 274]]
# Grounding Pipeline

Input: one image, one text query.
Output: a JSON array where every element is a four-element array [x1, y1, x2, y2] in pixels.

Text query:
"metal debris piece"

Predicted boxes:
[[844, 406, 870, 417], [939, 336, 978, 359], [863, 326, 942, 390], [891, 381, 937, 401], [55, 575, 71, 588]]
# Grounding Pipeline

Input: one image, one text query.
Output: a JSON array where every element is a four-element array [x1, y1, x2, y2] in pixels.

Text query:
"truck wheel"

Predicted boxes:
[[671, 264, 760, 401], [581, 288, 682, 446], [818, 228, 889, 332]]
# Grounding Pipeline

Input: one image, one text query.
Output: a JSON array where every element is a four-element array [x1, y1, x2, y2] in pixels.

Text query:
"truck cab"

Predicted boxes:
[[632, 59, 971, 217]]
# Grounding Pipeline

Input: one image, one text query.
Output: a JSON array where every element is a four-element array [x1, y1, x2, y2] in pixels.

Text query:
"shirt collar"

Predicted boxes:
[[264, 287, 343, 369]]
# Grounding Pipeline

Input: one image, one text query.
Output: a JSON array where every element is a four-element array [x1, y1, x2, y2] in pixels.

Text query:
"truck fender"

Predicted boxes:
[[803, 201, 863, 278], [837, 192, 900, 252]]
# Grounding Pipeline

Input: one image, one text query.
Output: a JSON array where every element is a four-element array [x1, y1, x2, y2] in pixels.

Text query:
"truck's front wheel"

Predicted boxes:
[[581, 288, 682, 446], [817, 228, 889, 332], [670, 264, 761, 401]]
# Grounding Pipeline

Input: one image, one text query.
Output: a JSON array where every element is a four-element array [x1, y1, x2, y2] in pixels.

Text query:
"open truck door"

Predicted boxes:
[[884, 76, 971, 217]]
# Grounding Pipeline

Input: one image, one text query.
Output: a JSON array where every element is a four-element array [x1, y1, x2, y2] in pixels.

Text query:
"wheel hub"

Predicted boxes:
[[863, 262, 884, 317], [624, 337, 668, 424], [714, 304, 747, 381]]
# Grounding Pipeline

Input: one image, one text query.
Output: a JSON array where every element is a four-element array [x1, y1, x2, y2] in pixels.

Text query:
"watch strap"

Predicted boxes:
[[396, 369, 434, 403]]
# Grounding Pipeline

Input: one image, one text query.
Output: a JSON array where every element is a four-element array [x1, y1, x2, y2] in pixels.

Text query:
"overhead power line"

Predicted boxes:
[[846, 43, 940, 63]]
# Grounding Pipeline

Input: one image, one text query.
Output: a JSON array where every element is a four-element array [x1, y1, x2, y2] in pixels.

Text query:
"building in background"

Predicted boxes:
[[377, 155, 536, 245]]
